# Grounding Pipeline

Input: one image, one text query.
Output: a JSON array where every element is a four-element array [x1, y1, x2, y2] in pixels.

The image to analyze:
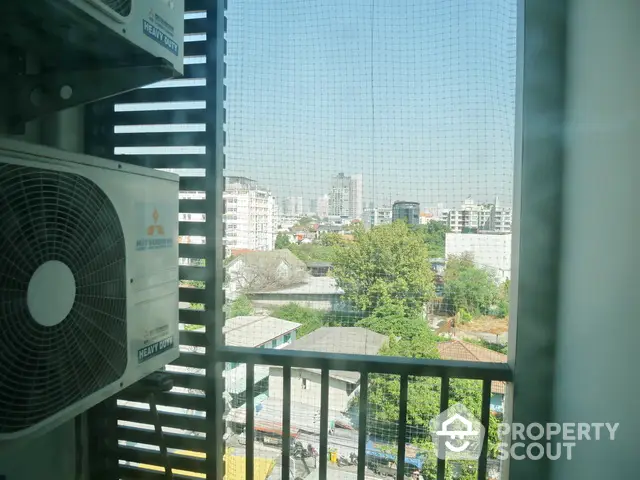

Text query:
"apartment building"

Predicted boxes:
[[328, 172, 363, 221], [224, 176, 276, 253], [443, 197, 512, 233], [363, 205, 392, 229]]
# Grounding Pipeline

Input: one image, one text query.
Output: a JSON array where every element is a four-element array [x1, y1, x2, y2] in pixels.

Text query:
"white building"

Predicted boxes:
[[224, 176, 275, 253], [363, 206, 392, 229], [445, 233, 512, 282], [328, 173, 363, 221], [443, 197, 512, 233], [316, 194, 329, 219]]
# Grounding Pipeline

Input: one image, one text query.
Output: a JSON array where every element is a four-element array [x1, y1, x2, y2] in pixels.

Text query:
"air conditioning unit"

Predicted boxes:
[[0, 138, 180, 441], [0, 1, 186, 125], [64, 0, 185, 74]]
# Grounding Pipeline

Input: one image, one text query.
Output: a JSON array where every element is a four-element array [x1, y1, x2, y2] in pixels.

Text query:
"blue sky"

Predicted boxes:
[[224, 0, 517, 209]]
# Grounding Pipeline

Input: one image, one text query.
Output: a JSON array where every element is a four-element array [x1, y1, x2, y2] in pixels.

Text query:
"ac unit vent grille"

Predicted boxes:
[[97, 0, 132, 17], [0, 163, 127, 434]]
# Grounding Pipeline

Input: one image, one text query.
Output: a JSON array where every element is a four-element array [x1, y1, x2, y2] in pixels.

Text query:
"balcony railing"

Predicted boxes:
[[219, 346, 512, 480]]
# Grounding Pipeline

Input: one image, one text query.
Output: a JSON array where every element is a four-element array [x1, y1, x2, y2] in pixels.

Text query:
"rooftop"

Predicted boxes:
[[437, 339, 507, 394], [223, 315, 301, 348], [281, 327, 388, 382], [228, 249, 308, 271], [250, 276, 343, 295]]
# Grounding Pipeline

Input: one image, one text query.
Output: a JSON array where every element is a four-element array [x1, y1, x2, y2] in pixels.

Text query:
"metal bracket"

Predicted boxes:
[[1, 59, 178, 128]]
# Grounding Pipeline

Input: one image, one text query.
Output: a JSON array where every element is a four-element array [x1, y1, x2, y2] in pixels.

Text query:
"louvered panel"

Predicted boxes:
[[179, 330, 209, 348], [172, 351, 208, 370], [163, 371, 208, 392], [179, 287, 207, 304], [117, 446, 206, 473], [113, 109, 206, 126], [179, 200, 209, 214], [179, 222, 208, 237], [117, 391, 208, 412], [86, 0, 225, 478], [179, 243, 207, 259], [119, 464, 198, 480], [115, 132, 209, 147], [113, 154, 208, 169], [179, 176, 207, 191], [179, 265, 208, 282], [176, 308, 207, 326], [117, 425, 207, 452], [115, 86, 209, 104], [117, 407, 207, 433]]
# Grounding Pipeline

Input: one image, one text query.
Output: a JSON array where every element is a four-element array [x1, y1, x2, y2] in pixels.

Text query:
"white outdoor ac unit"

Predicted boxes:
[[0, 138, 180, 441], [64, 0, 185, 75]]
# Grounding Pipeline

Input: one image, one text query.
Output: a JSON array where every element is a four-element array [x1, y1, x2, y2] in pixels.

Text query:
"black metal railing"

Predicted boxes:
[[219, 346, 512, 480]]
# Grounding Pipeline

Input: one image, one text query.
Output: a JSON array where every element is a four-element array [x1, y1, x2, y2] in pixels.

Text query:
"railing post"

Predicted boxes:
[[437, 376, 450, 480], [357, 371, 368, 480], [396, 375, 409, 480], [319, 369, 330, 479], [282, 366, 292, 479]]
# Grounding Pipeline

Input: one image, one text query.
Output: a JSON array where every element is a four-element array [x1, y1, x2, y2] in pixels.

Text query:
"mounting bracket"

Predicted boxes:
[[0, 58, 177, 129]]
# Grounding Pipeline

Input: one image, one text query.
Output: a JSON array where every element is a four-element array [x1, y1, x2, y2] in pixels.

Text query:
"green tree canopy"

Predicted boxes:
[[275, 232, 291, 249], [443, 253, 500, 316], [269, 303, 324, 337], [227, 295, 253, 318], [332, 222, 435, 316], [413, 221, 450, 258]]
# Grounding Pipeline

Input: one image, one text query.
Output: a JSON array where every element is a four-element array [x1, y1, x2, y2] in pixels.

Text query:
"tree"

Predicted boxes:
[[443, 254, 499, 316], [414, 221, 450, 259], [287, 243, 335, 263], [275, 232, 291, 249], [227, 295, 253, 318], [354, 305, 500, 480], [317, 232, 347, 247], [332, 222, 435, 316], [269, 303, 324, 337]]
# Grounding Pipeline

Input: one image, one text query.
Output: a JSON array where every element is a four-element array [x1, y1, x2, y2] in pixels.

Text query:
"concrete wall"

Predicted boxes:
[[551, 1, 639, 479], [445, 233, 512, 282], [269, 367, 353, 414]]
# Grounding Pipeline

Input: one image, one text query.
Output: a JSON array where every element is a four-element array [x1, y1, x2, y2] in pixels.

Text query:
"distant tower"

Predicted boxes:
[[392, 201, 420, 225]]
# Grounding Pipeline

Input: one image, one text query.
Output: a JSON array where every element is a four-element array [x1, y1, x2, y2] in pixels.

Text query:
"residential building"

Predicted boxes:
[[419, 212, 434, 224], [392, 200, 420, 225], [443, 196, 513, 233], [349, 173, 363, 220], [224, 176, 275, 254], [248, 275, 347, 312], [436, 340, 507, 413], [232, 327, 388, 435], [328, 172, 363, 221], [363, 206, 392, 229], [445, 233, 512, 282], [272, 327, 387, 411], [225, 249, 308, 300]]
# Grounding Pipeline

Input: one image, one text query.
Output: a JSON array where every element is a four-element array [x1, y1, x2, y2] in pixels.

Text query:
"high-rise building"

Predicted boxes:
[[316, 194, 329, 219], [328, 173, 363, 220], [364, 206, 393, 229], [392, 201, 421, 225], [443, 197, 512, 233], [224, 177, 275, 254], [349, 173, 363, 220]]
